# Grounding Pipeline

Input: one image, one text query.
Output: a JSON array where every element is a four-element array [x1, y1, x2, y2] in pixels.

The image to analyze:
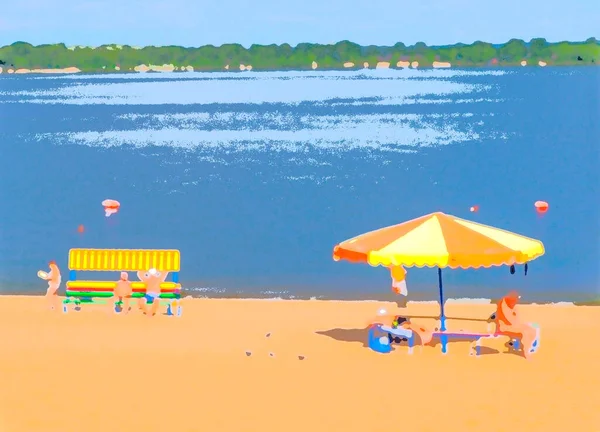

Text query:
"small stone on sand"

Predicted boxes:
[[245, 351, 252, 356], [266, 332, 271, 338], [298, 355, 305, 360], [269, 352, 274, 357]]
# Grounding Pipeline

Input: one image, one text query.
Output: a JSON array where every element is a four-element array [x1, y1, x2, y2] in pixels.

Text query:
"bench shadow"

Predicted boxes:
[[478, 346, 500, 355], [315, 327, 371, 348]]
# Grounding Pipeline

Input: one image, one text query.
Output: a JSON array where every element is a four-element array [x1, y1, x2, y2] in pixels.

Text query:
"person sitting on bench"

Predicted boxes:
[[490, 291, 539, 359]]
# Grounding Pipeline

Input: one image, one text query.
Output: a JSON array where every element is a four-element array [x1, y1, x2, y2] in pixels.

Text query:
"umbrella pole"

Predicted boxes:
[[438, 267, 446, 331], [438, 267, 449, 354]]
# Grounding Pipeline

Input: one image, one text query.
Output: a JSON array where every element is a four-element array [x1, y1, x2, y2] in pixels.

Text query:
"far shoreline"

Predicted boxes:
[[0, 64, 598, 76], [1, 38, 598, 75]]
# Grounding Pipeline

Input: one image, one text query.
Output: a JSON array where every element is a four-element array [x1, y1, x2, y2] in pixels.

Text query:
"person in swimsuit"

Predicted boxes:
[[137, 268, 169, 316], [389, 315, 434, 346], [113, 272, 132, 314], [490, 291, 539, 359], [42, 261, 61, 310], [389, 266, 408, 308]]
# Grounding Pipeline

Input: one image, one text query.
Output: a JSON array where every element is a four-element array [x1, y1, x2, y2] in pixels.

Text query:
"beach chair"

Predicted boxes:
[[63, 248, 183, 316]]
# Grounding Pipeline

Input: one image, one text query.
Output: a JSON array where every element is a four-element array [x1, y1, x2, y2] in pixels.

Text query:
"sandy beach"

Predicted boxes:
[[1, 295, 599, 432]]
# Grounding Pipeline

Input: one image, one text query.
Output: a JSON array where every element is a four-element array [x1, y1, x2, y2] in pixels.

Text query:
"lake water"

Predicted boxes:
[[0, 68, 598, 302]]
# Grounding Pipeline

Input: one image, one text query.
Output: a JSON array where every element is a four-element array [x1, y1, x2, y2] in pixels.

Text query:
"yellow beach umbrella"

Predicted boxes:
[[333, 212, 545, 335]]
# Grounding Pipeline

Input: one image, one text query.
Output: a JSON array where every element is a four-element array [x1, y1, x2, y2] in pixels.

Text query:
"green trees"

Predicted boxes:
[[498, 39, 528, 64], [0, 38, 598, 72]]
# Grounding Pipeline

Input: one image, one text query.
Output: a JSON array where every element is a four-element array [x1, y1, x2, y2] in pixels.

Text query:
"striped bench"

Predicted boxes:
[[63, 248, 183, 316]]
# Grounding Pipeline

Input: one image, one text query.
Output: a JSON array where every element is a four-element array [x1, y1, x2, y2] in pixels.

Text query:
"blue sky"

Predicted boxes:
[[1, 0, 598, 47]]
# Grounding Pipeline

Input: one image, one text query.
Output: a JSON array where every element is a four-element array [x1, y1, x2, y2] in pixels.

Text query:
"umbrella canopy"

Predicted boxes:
[[333, 212, 545, 268], [332, 212, 545, 344]]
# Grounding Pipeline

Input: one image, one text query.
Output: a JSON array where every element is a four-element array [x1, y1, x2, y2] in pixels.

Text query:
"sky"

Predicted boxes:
[[0, 0, 598, 47]]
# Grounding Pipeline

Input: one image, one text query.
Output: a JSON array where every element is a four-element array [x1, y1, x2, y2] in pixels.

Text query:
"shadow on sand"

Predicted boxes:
[[315, 327, 371, 348], [316, 327, 520, 356]]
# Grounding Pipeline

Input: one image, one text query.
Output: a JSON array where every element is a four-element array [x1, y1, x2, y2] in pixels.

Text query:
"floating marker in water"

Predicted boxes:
[[470, 205, 479, 212]]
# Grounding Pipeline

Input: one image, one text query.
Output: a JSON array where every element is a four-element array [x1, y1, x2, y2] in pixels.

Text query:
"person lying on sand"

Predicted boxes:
[[113, 272, 132, 314], [391, 316, 434, 346], [489, 291, 538, 359], [137, 268, 168, 316], [41, 261, 61, 311]]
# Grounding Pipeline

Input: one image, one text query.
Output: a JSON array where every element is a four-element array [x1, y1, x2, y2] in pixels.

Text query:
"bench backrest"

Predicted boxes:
[[68, 248, 181, 272]]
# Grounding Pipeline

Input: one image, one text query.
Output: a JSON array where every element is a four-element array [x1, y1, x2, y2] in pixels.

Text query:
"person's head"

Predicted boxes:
[[48, 260, 57, 269], [392, 316, 408, 327], [120, 272, 128, 281], [504, 290, 521, 308]]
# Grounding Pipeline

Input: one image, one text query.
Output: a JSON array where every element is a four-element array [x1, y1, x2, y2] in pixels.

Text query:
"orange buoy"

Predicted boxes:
[[77, 224, 85, 233], [534, 200, 549, 214], [470, 205, 479, 213], [102, 199, 120, 217]]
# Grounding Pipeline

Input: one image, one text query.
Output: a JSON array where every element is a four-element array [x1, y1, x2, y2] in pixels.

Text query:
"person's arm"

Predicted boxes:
[[159, 271, 169, 283]]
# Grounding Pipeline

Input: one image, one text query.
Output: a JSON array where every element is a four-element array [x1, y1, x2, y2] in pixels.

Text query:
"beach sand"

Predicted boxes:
[[1, 296, 599, 432]]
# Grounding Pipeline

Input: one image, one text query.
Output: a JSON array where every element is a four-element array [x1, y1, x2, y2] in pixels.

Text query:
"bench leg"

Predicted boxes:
[[407, 334, 414, 355], [440, 334, 448, 354]]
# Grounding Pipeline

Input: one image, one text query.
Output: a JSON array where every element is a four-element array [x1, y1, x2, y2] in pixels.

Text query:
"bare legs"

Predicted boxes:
[[121, 296, 130, 314], [500, 325, 538, 359], [520, 324, 539, 359], [46, 285, 59, 310], [113, 296, 131, 314], [139, 296, 160, 316]]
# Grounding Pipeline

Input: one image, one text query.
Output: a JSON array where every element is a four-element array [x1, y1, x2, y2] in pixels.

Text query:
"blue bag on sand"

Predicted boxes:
[[368, 326, 392, 354]]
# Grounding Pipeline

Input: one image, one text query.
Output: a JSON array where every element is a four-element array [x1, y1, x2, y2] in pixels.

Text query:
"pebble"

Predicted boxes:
[[269, 352, 275, 357], [298, 355, 305, 360], [245, 351, 252, 357], [265, 332, 271, 338]]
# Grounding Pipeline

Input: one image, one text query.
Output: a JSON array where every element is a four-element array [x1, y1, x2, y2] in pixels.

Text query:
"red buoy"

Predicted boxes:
[[534, 201, 549, 214]]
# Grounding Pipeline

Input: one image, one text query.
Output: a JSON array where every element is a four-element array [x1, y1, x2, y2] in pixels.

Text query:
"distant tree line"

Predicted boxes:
[[0, 38, 598, 72]]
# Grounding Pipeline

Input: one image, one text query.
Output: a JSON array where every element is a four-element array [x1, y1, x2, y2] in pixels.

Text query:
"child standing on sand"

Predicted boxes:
[[41, 261, 61, 310], [113, 272, 133, 314]]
